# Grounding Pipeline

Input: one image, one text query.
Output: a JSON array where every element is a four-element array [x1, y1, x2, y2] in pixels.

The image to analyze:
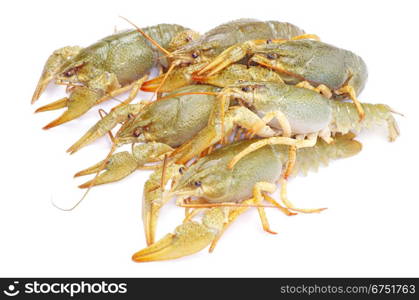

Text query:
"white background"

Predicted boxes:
[[0, 0, 418, 277]]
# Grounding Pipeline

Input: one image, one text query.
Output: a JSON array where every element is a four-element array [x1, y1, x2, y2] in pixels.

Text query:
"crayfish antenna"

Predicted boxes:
[[156, 91, 218, 101], [153, 63, 177, 98], [52, 144, 117, 211], [119, 16, 180, 99], [389, 107, 405, 117], [119, 16, 172, 57]]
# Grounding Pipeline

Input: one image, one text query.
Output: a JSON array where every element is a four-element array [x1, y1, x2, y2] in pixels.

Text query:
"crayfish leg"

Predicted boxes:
[[336, 84, 365, 121], [296, 81, 333, 99], [111, 75, 148, 108], [253, 182, 278, 235], [209, 198, 256, 253], [210, 183, 291, 252], [227, 136, 303, 169], [278, 177, 327, 214], [291, 34, 320, 41], [263, 193, 297, 217], [283, 145, 297, 180], [196, 40, 262, 77]]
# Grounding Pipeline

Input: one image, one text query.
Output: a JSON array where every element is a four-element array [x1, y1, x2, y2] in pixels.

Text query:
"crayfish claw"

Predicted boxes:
[[142, 163, 183, 245], [143, 188, 170, 246], [141, 65, 196, 93], [133, 208, 224, 262], [141, 75, 170, 92], [40, 86, 103, 129], [196, 43, 250, 77], [76, 152, 138, 188], [32, 76, 53, 105], [35, 97, 68, 113], [42, 109, 82, 130], [67, 104, 142, 154]]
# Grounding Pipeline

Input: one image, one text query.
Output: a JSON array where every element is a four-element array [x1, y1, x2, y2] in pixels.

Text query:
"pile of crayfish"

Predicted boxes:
[[32, 18, 400, 262]]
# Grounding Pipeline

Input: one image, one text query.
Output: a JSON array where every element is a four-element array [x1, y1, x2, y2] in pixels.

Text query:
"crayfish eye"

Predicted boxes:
[[241, 86, 251, 92], [63, 69, 75, 77], [194, 181, 202, 187], [267, 53, 278, 59], [191, 51, 199, 59], [133, 127, 142, 137], [179, 167, 185, 174]]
